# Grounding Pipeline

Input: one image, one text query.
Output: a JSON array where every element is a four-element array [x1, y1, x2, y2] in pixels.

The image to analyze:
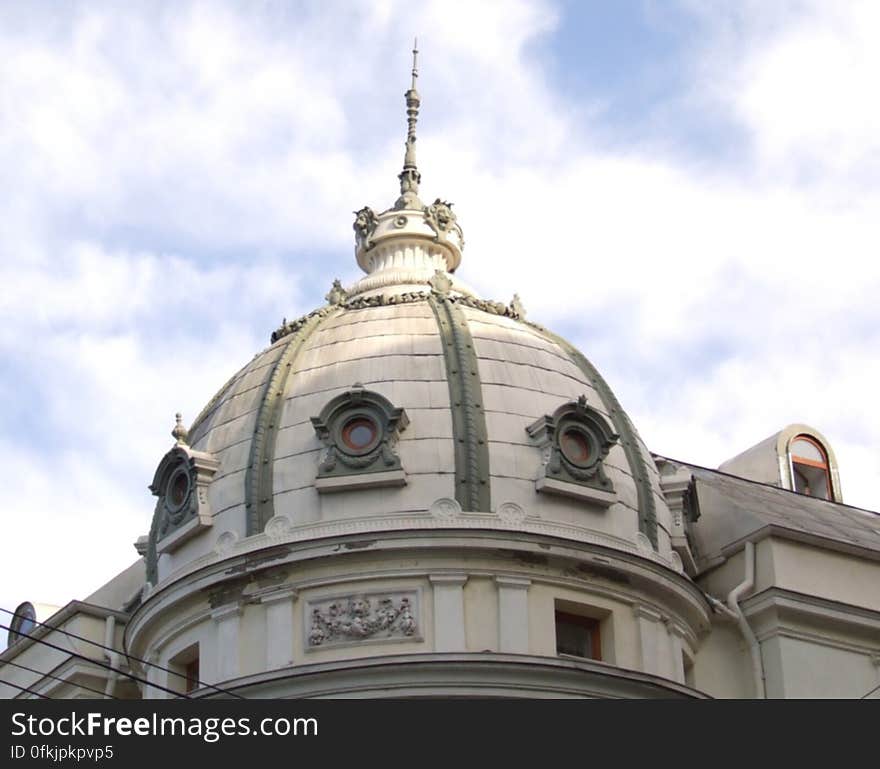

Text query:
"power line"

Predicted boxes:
[[0, 676, 52, 699], [2, 657, 116, 699], [0, 620, 189, 700], [1, 607, 244, 699], [860, 680, 880, 699]]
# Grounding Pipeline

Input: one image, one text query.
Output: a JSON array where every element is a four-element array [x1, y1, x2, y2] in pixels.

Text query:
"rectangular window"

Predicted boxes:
[[555, 611, 601, 660], [184, 657, 200, 693], [168, 642, 200, 695]]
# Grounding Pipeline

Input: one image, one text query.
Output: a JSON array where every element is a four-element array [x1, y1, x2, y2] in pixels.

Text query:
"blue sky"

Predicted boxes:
[[2, 0, 879, 644]]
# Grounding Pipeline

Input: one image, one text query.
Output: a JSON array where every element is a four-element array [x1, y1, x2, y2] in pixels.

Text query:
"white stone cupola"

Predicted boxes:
[[349, 41, 469, 299]]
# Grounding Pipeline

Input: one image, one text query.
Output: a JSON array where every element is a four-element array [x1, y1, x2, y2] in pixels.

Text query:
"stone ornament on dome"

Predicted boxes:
[[310, 386, 410, 492], [325, 278, 348, 305], [172, 412, 188, 446], [424, 198, 464, 247], [527, 395, 619, 507], [510, 293, 527, 319], [352, 206, 378, 250], [428, 269, 453, 296]]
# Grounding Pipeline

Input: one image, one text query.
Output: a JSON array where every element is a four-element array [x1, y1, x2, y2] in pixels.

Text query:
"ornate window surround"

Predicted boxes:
[[310, 384, 409, 493], [149, 442, 219, 556], [527, 395, 619, 506]]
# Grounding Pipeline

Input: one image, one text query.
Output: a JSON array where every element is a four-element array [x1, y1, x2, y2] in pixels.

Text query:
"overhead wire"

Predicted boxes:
[[0, 676, 52, 699], [860, 680, 880, 699], [0, 607, 244, 699], [2, 657, 117, 699], [0, 620, 189, 700]]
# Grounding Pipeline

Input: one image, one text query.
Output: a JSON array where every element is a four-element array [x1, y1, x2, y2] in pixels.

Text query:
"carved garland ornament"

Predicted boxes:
[[307, 593, 418, 647], [270, 290, 528, 344]]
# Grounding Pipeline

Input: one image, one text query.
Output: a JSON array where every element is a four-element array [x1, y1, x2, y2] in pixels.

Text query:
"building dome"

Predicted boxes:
[[128, 48, 707, 698]]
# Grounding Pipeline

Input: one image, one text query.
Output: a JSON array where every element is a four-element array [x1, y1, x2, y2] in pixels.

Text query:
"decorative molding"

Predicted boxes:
[[213, 531, 239, 556], [495, 576, 531, 590], [248, 308, 333, 535], [529, 324, 659, 549], [151, 511, 685, 593], [146, 436, 220, 585], [428, 293, 492, 513], [270, 303, 336, 345], [635, 533, 653, 555], [306, 590, 420, 649], [527, 395, 618, 504], [260, 588, 299, 606], [352, 206, 379, 251], [324, 278, 348, 305], [535, 477, 617, 506], [264, 515, 292, 538], [210, 603, 243, 623], [497, 502, 527, 525], [423, 199, 465, 249], [314, 468, 407, 493], [430, 497, 462, 519], [429, 574, 469, 587], [310, 385, 409, 487]]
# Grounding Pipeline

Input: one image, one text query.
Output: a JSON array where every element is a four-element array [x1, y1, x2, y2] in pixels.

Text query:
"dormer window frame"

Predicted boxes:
[[788, 433, 833, 501]]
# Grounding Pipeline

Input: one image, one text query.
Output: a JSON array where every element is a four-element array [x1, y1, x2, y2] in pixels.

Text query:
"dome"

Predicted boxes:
[[145, 276, 674, 586], [130, 47, 704, 699]]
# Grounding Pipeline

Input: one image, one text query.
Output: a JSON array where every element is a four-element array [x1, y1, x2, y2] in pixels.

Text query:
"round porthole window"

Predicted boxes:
[[340, 415, 380, 454], [8, 602, 36, 645], [166, 466, 191, 513], [559, 426, 596, 468]]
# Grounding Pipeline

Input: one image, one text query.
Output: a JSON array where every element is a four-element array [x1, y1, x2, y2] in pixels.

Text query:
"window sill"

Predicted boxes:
[[536, 476, 616, 507], [315, 468, 408, 494]]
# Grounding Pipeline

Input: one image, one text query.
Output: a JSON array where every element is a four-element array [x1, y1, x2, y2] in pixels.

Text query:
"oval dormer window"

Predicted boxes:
[[789, 435, 831, 500]]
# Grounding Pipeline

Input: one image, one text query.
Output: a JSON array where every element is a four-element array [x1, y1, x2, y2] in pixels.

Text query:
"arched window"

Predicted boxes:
[[789, 435, 832, 500]]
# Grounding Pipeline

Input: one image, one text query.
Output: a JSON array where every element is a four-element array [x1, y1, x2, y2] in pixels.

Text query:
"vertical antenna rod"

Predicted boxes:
[[396, 38, 422, 209]]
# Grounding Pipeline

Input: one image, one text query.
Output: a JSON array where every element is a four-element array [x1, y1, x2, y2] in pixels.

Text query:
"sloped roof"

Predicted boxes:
[[668, 460, 880, 563]]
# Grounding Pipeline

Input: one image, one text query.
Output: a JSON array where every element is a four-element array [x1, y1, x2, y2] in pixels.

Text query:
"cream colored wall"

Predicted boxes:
[[526, 583, 629, 667], [769, 539, 880, 612], [697, 540, 776, 600], [691, 621, 753, 699], [132, 545, 707, 697], [762, 634, 880, 698], [464, 576, 498, 652], [0, 614, 110, 699]]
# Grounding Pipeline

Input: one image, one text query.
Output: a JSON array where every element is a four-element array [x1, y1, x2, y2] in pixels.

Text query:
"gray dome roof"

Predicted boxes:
[[146, 283, 674, 588]]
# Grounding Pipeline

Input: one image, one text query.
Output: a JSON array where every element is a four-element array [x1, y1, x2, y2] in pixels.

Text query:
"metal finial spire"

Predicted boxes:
[[395, 38, 422, 209]]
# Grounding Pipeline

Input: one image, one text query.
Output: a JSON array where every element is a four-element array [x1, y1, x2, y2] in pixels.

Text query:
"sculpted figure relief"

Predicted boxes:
[[352, 206, 379, 248], [308, 594, 418, 647], [424, 198, 464, 246]]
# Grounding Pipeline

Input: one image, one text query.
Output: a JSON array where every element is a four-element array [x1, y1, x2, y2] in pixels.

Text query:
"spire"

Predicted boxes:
[[395, 39, 422, 209], [350, 41, 465, 287]]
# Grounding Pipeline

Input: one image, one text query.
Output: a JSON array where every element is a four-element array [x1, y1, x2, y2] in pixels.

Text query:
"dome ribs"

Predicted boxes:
[[428, 293, 491, 513], [530, 326, 659, 550], [245, 307, 336, 535]]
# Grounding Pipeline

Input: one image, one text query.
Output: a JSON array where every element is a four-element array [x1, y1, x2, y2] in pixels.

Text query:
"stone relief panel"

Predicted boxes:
[[305, 590, 420, 650]]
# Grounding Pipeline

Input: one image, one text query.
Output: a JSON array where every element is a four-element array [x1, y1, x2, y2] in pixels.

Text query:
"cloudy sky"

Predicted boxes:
[[2, 0, 878, 643]]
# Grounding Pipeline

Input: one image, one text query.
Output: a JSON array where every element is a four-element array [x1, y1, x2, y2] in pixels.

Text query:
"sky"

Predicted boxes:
[[1, 0, 879, 646]]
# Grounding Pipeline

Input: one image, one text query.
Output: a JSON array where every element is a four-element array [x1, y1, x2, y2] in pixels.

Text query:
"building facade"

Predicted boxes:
[[3, 55, 879, 700]]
